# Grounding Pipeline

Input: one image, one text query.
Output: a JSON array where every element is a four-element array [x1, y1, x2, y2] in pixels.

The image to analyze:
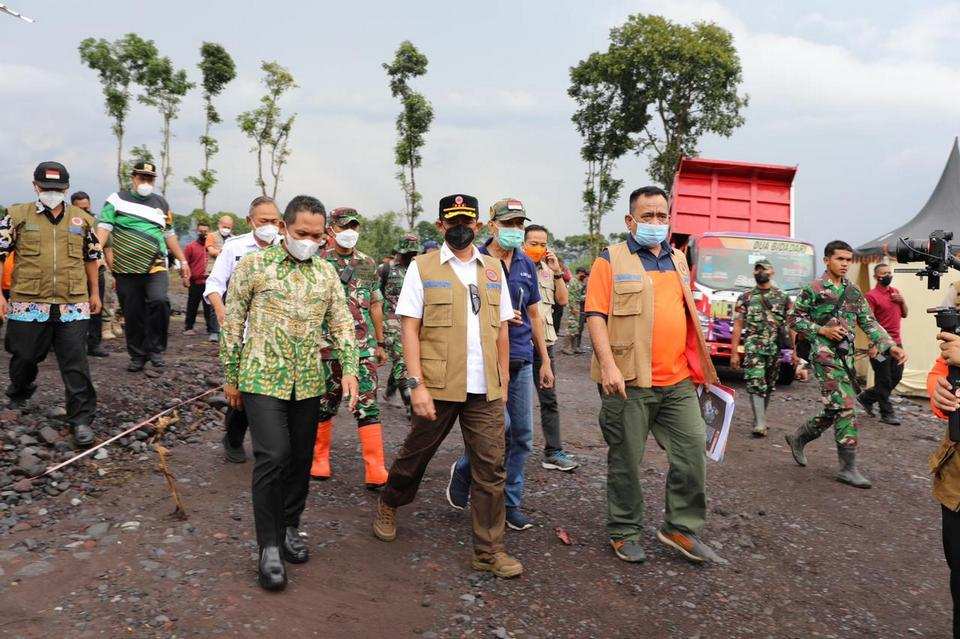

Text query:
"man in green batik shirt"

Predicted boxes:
[[220, 195, 358, 592], [786, 240, 906, 490]]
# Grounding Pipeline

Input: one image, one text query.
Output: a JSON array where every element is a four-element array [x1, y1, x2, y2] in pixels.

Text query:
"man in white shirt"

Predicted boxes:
[[204, 196, 281, 462], [372, 194, 523, 578]]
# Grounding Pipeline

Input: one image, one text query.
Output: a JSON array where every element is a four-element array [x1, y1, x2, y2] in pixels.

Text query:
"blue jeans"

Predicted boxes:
[[453, 362, 534, 509]]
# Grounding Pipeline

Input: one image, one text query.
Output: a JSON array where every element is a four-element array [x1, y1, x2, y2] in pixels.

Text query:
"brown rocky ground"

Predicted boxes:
[[0, 315, 952, 638]]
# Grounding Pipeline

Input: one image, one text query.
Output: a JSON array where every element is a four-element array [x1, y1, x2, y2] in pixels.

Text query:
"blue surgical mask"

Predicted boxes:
[[497, 227, 524, 250], [633, 222, 668, 247]]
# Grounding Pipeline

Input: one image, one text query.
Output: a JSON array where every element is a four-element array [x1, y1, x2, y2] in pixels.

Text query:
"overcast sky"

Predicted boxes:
[[1, 0, 958, 254]]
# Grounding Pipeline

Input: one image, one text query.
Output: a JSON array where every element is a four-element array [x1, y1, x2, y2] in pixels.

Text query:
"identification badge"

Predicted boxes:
[[68, 225, 83, 235]]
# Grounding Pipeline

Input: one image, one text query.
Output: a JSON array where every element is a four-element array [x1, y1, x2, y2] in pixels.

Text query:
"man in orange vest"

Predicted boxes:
[[585, 186, 726, 565]]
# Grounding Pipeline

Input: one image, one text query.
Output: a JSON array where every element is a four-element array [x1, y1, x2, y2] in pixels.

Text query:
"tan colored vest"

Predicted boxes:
[[952, 281, 960, 310], [590, 242, 717, 388], [7, 203, 95, 304], [415, 251, 504, 402], [536, 263, 558, 345]]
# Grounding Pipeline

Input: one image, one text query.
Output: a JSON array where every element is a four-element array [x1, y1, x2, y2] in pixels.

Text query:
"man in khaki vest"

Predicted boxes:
[[372, 194, 523, 578], [585, 186, 726, 565], [0, 162, 102, 445]]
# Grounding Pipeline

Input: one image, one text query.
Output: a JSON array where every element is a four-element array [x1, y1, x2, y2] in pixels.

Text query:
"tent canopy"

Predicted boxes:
[[857, 137, 960, 258]]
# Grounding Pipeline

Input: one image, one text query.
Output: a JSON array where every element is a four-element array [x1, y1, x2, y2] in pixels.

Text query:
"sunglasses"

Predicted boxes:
[[469, 284, 481, 315]]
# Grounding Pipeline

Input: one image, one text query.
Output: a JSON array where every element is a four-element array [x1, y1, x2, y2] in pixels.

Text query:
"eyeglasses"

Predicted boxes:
[[637, 212, 670, 223], [468, 284, 481, 315]]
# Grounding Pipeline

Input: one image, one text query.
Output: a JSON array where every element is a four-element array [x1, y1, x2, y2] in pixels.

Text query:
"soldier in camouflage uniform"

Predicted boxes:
[[310, 208, 390, 488], [786, 241, 907, 489], [561, 267, 588, 354], [380, 233, 419, 416], [730, 260, 794, 437]]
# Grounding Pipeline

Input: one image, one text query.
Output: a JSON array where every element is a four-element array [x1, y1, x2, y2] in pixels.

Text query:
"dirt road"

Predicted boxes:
[[0, 324, 951, 638]]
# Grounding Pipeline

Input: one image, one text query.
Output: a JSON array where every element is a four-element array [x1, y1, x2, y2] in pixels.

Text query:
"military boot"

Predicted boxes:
[[785, 423, 817, 467], [750, 393, 768, 437], [836, 446, 872, 489], [561, 335, 577, 356]]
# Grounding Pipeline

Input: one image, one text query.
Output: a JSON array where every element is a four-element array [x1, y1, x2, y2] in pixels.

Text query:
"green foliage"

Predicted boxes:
[[355, 211, 406, 261], [119, 145, 155, 192], [604, 14, 748, 187], [556, 233, 608, 268], [415, 220, 442, 246], [187, 42, 236, 212], [384, 41, 433, 229], [237, 61, 298, 198]]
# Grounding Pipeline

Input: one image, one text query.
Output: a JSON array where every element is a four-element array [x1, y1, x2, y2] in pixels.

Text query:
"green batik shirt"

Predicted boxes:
[[318, 248, 382, 360], [220, 244, 358, 400], [791, 274, 894, 356]]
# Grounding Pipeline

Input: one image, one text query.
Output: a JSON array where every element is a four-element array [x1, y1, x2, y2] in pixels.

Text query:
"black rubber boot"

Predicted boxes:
[[258, 546, 287, 591], [282, 527, 309, 564], [836, 446, 872, 488]]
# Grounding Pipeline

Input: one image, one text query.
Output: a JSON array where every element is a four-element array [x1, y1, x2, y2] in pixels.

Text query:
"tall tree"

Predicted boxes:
[[79, 37, 133, 190], [606, 14, 748, 187], [383, 41, 434, 229], [138, 55, 194, 196], [237, 61, 297, 198], [186, 42, 236, 212], [568, 52, 633, 259]]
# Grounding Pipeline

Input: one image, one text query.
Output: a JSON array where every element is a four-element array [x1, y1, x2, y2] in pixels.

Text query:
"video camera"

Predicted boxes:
[[896, 230, 960, 441]]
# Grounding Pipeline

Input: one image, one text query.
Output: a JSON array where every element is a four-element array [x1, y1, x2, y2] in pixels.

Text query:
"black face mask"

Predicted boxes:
[[444, 224, 475, 251], [197, 233, 207, 242], [754, 273, 771, 285], [878, 275, 893, 286], [399, 252, 416, 266]]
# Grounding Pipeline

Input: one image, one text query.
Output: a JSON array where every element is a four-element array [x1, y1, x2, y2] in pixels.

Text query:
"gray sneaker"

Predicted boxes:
[[611, 539, 646, 563], [656, 527, 728, 565], [542, 450, 579, 472], [208, 332, 220, 343]]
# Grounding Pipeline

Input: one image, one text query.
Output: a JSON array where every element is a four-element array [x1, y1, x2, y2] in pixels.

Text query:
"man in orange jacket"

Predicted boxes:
[[926, 331, 960, 637]]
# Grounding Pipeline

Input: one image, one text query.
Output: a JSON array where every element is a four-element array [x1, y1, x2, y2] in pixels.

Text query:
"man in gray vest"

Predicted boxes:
[[0, 162, 102, 445], [95, 162, 190, 372]]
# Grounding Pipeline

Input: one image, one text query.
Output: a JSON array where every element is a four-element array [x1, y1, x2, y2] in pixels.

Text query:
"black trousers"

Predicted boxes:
[[943, 505, 960, 638], [224, 406, 249, 448], [184, 282, 218, 333], [115, 271, 170, 360], [87, 266, 106, 351], [861, 355, 905, 417], [242, 391, 321, 547], [533, 343, 562, 454], [5, 311, 96, 428], [552, 304, 565, 336]]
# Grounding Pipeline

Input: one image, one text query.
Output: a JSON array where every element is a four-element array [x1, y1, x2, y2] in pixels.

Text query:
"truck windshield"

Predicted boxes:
[[694, 236, 816, 292]]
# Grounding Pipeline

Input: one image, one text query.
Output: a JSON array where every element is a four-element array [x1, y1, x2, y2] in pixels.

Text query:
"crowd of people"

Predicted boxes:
[[3, 160, 960, 630]]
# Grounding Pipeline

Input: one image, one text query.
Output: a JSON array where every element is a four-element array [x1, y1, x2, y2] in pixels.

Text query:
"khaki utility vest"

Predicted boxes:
[[537, 264, 558, 345], [952, 281, 960, 310], [7, 203, 95, 304], [415, 250, 504, 402], [590, 242, 717, 388]]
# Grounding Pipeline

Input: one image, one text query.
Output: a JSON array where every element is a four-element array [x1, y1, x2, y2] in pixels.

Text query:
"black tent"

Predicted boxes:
[[857, 137, 960, 258]]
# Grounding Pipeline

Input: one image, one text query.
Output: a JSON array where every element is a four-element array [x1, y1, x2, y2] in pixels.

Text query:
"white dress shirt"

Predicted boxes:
[[203, 232, 267, 303], [396, 242, 514, 394]]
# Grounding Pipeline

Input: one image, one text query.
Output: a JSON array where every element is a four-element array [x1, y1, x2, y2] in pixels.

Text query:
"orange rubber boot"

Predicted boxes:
[[310, 420, 333, 480], [358, 423, 389, 488]]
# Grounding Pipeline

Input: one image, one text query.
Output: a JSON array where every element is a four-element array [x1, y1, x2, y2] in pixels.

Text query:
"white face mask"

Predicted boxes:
[[334, 229, 360, 250], [219, 227, 232, 238], [285, 234, 320, 261], [253, 224, 279, 244], [38, 190, 65, 209], [136, 182, 154, 197]]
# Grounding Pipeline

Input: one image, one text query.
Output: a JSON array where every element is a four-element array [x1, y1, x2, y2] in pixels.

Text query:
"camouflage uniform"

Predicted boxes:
[[734, 286, 792, 398], [380, 234, 419, 405], [790, 275, 894, 449], [563, 276, 586, 353]]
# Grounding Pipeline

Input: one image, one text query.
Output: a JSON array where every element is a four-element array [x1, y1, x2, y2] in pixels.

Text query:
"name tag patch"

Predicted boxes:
[[486, 282, 501, 290], [423, 280, 452, 289], [68, 225, 83, 235], [614, 274, 643, 282]]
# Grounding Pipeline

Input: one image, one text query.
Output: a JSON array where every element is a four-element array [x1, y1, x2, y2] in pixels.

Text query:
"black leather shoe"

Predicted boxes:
[[127, 358, 146, 372], [72, 424, 95, 446], [149, 353, 165, 368], [258, 546, 287, 591], [87, 346, 110, 358], [282, 527, 309, 564], [222, 433, 247, 463]]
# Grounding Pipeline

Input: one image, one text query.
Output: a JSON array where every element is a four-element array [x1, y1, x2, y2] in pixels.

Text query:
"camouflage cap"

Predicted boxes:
[[754, 259, 773, 270], [489, 198, 529, 222], [329, 207, 361, 226], [396, 233, 420, 254]]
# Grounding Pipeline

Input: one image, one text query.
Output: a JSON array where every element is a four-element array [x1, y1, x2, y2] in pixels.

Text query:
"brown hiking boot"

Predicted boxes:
[[373, 500, 397, 542], [471, 551, 523, 578]]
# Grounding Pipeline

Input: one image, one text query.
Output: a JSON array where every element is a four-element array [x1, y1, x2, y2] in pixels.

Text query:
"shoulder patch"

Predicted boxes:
[[485, 268, 499, 282]]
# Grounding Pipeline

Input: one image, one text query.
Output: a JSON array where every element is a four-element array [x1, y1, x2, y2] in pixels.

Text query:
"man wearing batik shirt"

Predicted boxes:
[[0, 162, 102, 446], [220, 195, 358, 591]]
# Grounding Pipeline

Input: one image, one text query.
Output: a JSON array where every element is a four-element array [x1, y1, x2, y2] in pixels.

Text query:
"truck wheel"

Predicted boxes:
[[777, 361, 795, 386]]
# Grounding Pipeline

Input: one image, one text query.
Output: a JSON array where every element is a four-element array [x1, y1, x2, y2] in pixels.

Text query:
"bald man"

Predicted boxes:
[[206, 215, 235, 258]]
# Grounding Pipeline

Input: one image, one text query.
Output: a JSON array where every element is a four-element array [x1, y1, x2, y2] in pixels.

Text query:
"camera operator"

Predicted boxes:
[[858, 263, 908, 425], [926, 331, 960, 637], [786, 240, 907, 489]]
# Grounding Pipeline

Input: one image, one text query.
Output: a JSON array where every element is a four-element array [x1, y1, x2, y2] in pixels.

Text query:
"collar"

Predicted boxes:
[[439, 242, 482, 265], [626, 234, 671, 256], [819, 272, 848, 288]]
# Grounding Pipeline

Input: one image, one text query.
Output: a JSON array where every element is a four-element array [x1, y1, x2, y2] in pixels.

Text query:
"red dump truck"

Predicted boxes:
[[668, 157, 816, 380]]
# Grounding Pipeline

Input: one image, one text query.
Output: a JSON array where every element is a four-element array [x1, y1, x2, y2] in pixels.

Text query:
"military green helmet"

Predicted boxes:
[[396, 233, 420, 254]]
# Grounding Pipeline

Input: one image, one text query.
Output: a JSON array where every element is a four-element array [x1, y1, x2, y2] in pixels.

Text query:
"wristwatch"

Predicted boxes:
[[406, 376, 422, 389], [553, 273, 563, 279]]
